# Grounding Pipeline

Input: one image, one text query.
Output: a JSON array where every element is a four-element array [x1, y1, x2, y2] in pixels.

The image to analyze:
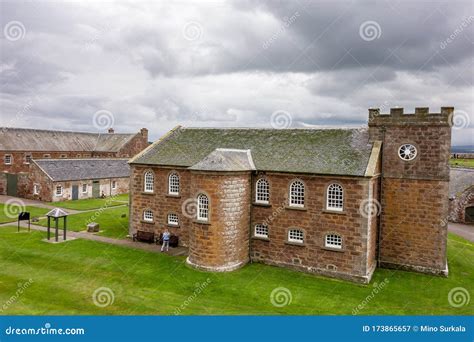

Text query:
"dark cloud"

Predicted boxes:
[[0, 0, 472, 145]]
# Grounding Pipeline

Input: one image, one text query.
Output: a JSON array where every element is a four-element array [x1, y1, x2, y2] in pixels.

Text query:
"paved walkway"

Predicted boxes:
[[0, 220, 188, 256], [448, 223, 474, 242]]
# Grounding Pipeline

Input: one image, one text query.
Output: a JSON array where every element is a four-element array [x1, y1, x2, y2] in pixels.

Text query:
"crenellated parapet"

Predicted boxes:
[[368, 107, 454, 126]]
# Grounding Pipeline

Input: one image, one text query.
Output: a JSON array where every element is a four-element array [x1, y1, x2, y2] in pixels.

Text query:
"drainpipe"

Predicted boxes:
[[376, 127, 386, 267], [248, 171, 255, 264]]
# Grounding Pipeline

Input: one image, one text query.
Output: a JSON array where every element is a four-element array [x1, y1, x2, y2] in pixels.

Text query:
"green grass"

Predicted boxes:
[[450, 158, 474, 169], [0, 204, 50, 224], [48, 194, 129, 211], [37, 206, 129, 239], [0, 227, 472, 315]]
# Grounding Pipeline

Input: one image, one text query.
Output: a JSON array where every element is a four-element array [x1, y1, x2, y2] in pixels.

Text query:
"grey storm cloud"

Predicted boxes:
[[0, 0, 473, 145]]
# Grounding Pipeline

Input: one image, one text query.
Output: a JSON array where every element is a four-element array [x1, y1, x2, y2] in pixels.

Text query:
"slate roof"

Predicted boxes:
[[46, 208, 69, 218], [131, 127, 374, 176], [449, 168, 474, 198], [189, 149, 256, 171], [34, 159, 130, 182], [0, 127, 138, 152]]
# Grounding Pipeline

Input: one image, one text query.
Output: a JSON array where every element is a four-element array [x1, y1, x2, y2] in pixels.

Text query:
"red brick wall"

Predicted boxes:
[[449, 186, 474, 223], [116, 129, 149, 158], [187, 172, 251, 271], [250, 172, 374, 283]]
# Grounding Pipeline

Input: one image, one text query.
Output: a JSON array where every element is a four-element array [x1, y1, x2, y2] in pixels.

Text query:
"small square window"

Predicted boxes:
[[55, 185, 63, 196], [254, 224, 268, 238], [60, 154, 67, 159], [288, 229, 304, 243], [25, 154, 32, 164], [82, 184, 88, 193], [168, 213, 179, 226], [143, 210, 154, 222], [4, 155, 12, 165], [33, 184, 40, 195], [43, 154, 51, 158], [112, 181, 116, 189], [325, 234, 342, 249]]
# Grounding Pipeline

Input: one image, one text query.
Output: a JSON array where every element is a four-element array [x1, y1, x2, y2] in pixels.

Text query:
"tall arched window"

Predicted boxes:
[[144, 171, 154, 193], [197, 194, 209, 221], [326, 183, 344, 211], [255, 178, 270, 204], [168, 173, 180, 195], [289, 180, 305, 207]]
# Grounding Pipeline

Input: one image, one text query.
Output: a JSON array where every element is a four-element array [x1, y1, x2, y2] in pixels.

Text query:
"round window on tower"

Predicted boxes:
[[398, 144, 417, 161]]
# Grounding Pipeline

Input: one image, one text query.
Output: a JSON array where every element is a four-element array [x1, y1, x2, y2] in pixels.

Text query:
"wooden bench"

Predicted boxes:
[[132, 230, 156, 243]]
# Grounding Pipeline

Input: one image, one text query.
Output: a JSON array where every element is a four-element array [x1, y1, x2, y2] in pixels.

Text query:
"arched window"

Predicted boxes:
[[325, 234, 342, 249], [289, 180, 305, 207], [143, 209, 154, 222], [197, 194, 209, 221], [288, 229, 304, 243], [144, 171, 154, 193], [255, 178, 270, 204], [168, 173, 180, 195], [326, 183, 344, 211]]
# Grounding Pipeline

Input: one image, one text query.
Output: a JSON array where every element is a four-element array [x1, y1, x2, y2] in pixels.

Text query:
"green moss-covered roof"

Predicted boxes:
[[131, 128, 373, 176]]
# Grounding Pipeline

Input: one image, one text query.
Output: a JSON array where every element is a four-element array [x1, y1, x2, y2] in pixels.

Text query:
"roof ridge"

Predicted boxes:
[[0, 127, 137, 136]]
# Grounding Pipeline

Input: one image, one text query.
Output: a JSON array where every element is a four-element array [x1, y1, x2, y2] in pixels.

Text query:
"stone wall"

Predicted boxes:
[[250, 172, 375, 283], [449, 186, 474, 223], [187, 172, 251, 272], [0, 172, 6, 195], [369, 107, 451, 275]]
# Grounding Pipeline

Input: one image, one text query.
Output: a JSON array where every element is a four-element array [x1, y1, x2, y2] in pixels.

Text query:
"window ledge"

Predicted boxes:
[[167, 224, 180, 228], [193, 220, 211, 226], [141, 192, 155, 196], [252, 236, 270, 241], [166, 194, 181, 199], [140, 220, 155, 224], [285, 241, 305, 247], [321, 246, 345, 253], [322, 209, 346, 215], [285, 206, 307, 211], [253, 202, 271, 207]]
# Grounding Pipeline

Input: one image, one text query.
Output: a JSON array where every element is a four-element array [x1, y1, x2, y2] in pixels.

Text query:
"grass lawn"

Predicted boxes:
[[0, 203, 50, 224], [48, 194, 129, 211], [0, 227, 472, 315], [450, 158, 474, 169], [37, 206, 129, 239]]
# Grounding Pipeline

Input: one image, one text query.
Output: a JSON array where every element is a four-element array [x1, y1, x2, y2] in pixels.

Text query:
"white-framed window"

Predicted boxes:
[[255, 178, 270, 204], [197, 194, 209, 221], [144, 171, 154, 193], [325, 234, 342, 249], [288, 229, 304, 243], [82, 184, 88, 193], [398, 144, 417, 161], [289, 180, 305, 207], [143, 209, 154, 222], [24, 153, 32, 164], [326, 183, 344, 211], [4, 154, 12, 165], [112, 180, 117, 189], [55, 185, 63, 196], [254, 224, 269, 238], [33, 184, 39, 195], [168, 173, 180, 195], [168, 213, 179, 226]]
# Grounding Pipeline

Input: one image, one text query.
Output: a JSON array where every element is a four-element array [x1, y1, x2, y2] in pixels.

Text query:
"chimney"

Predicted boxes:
[[140, 128, 148, 141], [108, 128, 115, 134]]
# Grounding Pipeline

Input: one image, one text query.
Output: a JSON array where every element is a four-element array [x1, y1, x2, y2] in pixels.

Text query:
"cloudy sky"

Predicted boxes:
[[1, 0, 473, 145]]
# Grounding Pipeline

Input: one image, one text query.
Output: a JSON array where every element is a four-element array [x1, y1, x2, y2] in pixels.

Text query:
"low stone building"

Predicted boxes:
[[128, 107, 453, 283], [28, 159, 130, 202], [0, 127, 148, 197], [449, 168, 474, 224]]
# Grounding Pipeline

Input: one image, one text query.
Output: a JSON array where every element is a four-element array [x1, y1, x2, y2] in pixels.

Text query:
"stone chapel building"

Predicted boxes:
[[128, 107, 452, 283]]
